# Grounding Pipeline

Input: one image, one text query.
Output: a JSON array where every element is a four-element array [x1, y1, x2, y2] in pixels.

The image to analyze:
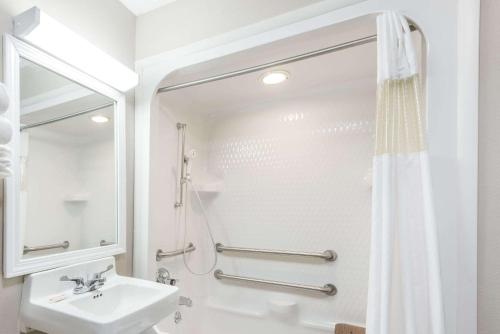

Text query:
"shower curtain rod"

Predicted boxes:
[[157, 25, 417, 94], [20, 102, 115, 131]]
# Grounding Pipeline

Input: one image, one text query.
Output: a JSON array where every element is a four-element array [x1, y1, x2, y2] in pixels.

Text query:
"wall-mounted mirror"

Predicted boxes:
[[3, 35, 126, 277], [20, 58, 117, 258]]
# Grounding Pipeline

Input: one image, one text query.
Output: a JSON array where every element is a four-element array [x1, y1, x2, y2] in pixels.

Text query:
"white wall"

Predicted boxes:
[[79, 139, 116, 249], [23, 132, 85, 254], [135, 0, 366, 60], [0, 1, 135, 333], [22, 131, 116, 254], [153, 79, 375, 333], [478, 0, 500, 333], [0, 0, 135, 67]]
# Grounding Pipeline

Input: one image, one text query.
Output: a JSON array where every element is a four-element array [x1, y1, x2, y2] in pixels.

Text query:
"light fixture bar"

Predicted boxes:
[[20, 102, 114, 131], [14, 7, 138, 92]]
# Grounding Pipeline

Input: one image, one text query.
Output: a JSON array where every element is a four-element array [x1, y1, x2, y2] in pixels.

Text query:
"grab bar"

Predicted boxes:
[[100, 240, 114, 246], [214, 270, 337, 296], [156, 243, 196, 261], [23, 241, 70, 254], [215, 243, 337, 262]]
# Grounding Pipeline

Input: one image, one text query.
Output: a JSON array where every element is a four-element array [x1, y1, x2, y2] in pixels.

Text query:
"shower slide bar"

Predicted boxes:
[[214, 269, 337, 296], [157, 25, 417, 94], [156, 242, 196, 261], [175, 123, 187, 208], [215, 243, 337, 262], [23, 240, 70, 254]]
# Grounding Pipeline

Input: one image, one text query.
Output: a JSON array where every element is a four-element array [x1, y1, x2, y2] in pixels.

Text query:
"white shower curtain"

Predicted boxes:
[[366, 12, 445, 334]]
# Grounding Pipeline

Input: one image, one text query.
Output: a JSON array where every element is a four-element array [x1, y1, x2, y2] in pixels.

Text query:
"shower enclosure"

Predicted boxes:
[[146, 16, 381, 333], [134, 5, 478, 334]]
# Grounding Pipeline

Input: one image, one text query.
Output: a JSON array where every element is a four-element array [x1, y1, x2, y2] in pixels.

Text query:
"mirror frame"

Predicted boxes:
[[2, 34, 127, 277]]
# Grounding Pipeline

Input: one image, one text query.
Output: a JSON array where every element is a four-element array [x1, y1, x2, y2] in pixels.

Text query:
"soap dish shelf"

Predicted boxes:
[[63, 193, 90, 202], [190, 182, 223, 194]]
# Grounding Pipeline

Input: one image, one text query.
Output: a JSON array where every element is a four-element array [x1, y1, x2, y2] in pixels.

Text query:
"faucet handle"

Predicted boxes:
[[60, 275, 85, 292], [60, 275, 84, 284], [156, 267, 179, 286], [95, 264, 114, 280], [86, 264, 113, 292]]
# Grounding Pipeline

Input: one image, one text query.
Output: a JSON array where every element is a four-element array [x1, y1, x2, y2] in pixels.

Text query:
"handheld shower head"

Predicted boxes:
[[184, 149, 197, 180], [184, 149, 197, 161]]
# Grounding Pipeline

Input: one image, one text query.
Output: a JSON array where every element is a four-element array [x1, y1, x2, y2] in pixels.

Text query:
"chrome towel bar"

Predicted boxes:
[[23, 240, 70, 254], [156, 243, 196, 261], [214, 269, 337, 296], [215, 243, 337, 262]]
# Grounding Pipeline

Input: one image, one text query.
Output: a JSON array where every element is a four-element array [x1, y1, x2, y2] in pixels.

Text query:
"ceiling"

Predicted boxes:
[[20, 58, 115, 145], [119, 0, 178, 15], [25, 105, 114, 145], [160, 44, 377, 119], [158, 15, 378, 118]]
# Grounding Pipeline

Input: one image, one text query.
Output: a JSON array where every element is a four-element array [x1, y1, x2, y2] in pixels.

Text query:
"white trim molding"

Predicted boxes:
[[21, 83, 93, 115], [2, 34, 127, 277]]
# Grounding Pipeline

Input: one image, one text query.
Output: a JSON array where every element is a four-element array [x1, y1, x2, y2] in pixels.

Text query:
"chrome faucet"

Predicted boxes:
[[59, 276, 85, 294], [60, 264, 114, 294]]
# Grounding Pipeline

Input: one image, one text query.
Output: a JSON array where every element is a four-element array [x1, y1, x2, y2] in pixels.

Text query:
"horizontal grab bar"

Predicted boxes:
[[215, 243, 337, 262], [156, 243, 196, 261], [214, 269, 337, 296], [23, 241, 70, 254], [100, 240, 115, 246]]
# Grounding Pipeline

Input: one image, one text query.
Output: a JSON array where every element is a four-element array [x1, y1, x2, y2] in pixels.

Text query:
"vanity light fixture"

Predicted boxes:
[[91, 115, 109, 123], [13, 7, 138, 92], [261, 70, 289, 85]]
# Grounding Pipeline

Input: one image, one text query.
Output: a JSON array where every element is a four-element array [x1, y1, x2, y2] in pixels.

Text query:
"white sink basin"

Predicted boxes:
[[21, 257, 178, 334]]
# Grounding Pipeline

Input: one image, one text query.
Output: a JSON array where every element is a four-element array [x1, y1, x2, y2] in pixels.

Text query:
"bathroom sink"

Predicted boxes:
[[21, 257, 178, 334]]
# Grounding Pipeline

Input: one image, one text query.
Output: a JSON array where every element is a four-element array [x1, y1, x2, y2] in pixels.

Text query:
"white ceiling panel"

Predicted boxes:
[[118, 0, 178, 15]]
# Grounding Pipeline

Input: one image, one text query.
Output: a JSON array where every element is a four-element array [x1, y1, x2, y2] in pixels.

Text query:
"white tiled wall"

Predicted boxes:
[[154, 82, 375, 333], [22, 130, 115, 255]]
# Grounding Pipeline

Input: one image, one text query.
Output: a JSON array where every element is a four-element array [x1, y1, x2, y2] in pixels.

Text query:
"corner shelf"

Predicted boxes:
[[63, 193, 89, 203], [190, 181, 224, 194]]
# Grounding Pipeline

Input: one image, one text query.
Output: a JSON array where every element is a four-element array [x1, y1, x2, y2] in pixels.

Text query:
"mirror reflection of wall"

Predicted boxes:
[[19, 58, 117, 258]]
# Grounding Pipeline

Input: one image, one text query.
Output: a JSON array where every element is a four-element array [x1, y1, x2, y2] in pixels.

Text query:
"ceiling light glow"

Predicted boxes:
[[91, 115, 109, 123], [261, 70, 289, 85]]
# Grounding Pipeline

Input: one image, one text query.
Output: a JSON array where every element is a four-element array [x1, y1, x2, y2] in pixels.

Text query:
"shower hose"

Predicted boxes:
[[181, 179, 218, 275]]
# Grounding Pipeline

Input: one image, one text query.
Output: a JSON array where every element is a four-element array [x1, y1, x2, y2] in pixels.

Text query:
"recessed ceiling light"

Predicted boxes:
[[261, 70, 289, 85], [91, 115, 109, 123]]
